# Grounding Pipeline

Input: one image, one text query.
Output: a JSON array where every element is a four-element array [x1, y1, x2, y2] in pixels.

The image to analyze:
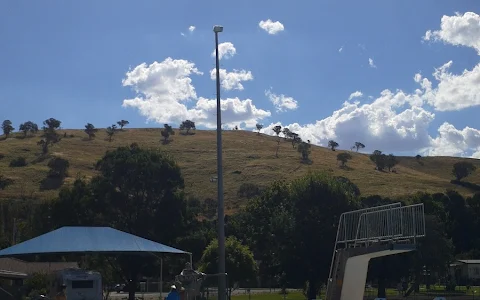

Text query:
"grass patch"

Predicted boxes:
[[1, 129, 480, 210]]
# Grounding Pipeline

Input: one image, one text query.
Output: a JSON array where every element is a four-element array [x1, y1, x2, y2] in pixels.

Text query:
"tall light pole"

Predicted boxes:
[[213, 24, 226, 300]]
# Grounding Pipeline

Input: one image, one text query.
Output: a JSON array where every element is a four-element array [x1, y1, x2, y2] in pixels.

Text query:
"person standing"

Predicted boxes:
[[166, 285, 180, 300]]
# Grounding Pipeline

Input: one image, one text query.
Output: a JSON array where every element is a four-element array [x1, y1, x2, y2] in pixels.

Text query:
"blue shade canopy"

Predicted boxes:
[[0, 227, 187, 257]]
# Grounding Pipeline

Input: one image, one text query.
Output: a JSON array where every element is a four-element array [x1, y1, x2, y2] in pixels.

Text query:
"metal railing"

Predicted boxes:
[[326, 203, 426, 300], [335, 203, 402, 245], [354, 203, 426, 245]]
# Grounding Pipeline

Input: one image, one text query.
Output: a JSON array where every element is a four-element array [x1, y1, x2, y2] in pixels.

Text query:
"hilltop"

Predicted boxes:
[[0, 128, 479, 211]]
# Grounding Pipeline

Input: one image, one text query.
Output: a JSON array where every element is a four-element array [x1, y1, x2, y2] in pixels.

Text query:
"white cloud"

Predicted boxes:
[[421, 12, 480, 111], [426, 61, 480, 111], [423, 12, 480, 54], [368, 58, 376, 68], [338, 46, 344, 53], [209, 68, 253, 91], [348, 91, 363, 100], [428, 122, 480, 157], [188, 26, 196, 33], [211, 42, 236, 60], [122, 58, 270, 128], [259, 64, 480, 157], [258, 19, 285, 35], [265, 89, 298, 112]]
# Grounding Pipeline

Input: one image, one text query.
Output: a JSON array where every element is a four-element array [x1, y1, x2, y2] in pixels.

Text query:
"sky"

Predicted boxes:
[[1, 1, 480, 158]]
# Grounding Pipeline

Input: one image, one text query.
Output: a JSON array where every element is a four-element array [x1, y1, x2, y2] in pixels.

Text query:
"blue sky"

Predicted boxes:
[[1, 1, 480, 157]]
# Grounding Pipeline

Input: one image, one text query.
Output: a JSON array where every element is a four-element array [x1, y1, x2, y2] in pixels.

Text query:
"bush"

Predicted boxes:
[[9, 157, 27, 167], [47, 157, 70, 178]]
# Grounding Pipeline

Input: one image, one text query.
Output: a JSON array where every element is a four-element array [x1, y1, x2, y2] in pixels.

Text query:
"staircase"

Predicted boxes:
[[325, 203, 425, 300]]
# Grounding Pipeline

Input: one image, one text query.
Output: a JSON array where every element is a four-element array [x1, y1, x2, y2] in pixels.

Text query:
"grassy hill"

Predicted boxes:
[[0, 128, 479, 211]]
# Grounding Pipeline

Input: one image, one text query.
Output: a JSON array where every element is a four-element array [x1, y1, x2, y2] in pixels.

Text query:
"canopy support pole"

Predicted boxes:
[[160, 257, 163, 299]]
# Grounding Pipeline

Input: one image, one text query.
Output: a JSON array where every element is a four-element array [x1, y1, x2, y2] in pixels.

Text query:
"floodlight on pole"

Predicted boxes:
[[213, 24, 226, 300]]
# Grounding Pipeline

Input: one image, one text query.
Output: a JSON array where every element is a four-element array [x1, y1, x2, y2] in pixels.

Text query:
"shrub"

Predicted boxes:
[[9, 157, 27, 167], [47, 157, 70, 178]]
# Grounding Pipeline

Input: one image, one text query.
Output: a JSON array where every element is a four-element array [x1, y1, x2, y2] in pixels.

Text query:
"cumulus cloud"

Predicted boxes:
[[421, 12, 480, 111], [258, 19, 285, 35], [261, 86, 435, 154], [122, 58, 270, 128], [348, 91, 363, 100], [209, 68, 253, 91], [428, 122, 480, 157], [265, 89, 298, 112], [423, 12, 480, 54], [259, 65, 480, 157], [368, 58, 376, 68], [211, 42, 236, 60]]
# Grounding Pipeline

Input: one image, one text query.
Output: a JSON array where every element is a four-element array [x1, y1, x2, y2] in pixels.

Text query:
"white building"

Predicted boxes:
[[449, 260, 480, 285]]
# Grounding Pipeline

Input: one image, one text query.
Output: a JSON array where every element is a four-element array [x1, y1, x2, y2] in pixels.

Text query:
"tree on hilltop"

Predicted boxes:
[[385, 154, 398, 172], [180, 120, 195, 135], [282, 127, 291, 140], [273, 125, 282, 136], [337, 152, 352, 167], [297, 141, 311, 161], [117, 120, 129, 130], [370, 150, 387, 171], [1, 120, 14, 138], [37, 118, 61, 154], [452, 161, 476, 181], [19, 121, 39, 137], [84, 123, 98, 140], [354, 142, 365, 152], [328, 140, 339, 151], [106, 124, 117, 142], [161, 124, 175, 144], [273, 125, 282, 157], [256, 123, 263, 135]]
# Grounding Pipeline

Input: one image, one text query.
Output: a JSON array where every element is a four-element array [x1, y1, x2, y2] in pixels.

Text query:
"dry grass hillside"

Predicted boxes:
[[0, 128, 479, 211]]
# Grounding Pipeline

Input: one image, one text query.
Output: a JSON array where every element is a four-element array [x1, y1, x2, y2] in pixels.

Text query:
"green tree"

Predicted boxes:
[[282, 127, 291, 140], [1, 120, 14, 138], [37, 118, 61, 154], [239, 172, 358, 300], [370, 150, 387, 171], [106, 124, 117, 142], [19, 121, 39, 137], [161, 123, 175, 144], [337, 152, 352, 167], [328, 140, 339, 151], [452, 161, 476, 181], [198, 236, 257, 299], [354, 142, 365, 152], [84, 123, 98, 139], [297, 141, 311, 161], [117, 120, 129, 130], [48, 144, 190, 300], [385, 154, 398, 171], [180, 120, 195, 134], [272, 125, 282, 136], [256, 123, 263, 135]]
